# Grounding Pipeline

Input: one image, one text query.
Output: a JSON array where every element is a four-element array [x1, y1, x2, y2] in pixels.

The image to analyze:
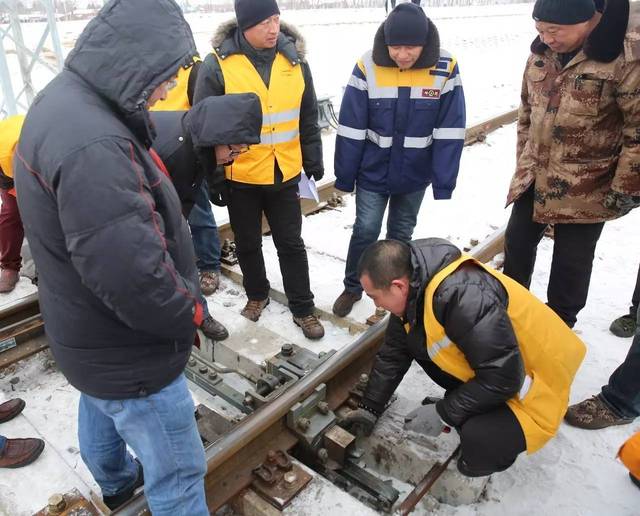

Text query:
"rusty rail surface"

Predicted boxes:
[[0, 294, 45, 370]]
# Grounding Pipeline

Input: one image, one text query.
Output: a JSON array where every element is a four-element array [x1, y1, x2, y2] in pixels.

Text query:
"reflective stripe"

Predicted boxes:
[[441, 74, 462, 95], [265, 108, 300, 125], [404, 135, 433, 149], [361, 50, 399, 99], [519, 375, 533, 400], [433, 128, 466, 140], [348, 75, 368, 91], [366, 129, 393, 148], [260, 128, 300, 145], [427, 335, 453, 361], [337, 124, 367, 140]]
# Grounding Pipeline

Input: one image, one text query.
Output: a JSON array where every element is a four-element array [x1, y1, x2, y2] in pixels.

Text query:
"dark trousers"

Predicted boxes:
[[601, 304, 640, 419], [0, 189, 24, 271], [227, 183, 314, 318], [503, 186, 604, 327], [418, 360, 526, 476], [629, 264, 640, 316]]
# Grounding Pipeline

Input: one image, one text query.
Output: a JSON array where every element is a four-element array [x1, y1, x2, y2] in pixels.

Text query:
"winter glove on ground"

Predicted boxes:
[[341, 406, 379, 437], [403, 404, 450, 437], [603, 190, 640, 216], [305, 169, 324, 181]]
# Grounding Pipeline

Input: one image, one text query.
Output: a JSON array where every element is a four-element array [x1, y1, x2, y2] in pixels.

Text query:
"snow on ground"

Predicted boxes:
[[1, 3, 639, 515]]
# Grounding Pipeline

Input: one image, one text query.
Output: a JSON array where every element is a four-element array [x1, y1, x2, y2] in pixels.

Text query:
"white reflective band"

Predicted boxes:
[[361, 50, 399, 99], [519, 375, 533, 400], [366, 129, 393, 148], [404, 136, 433, 149], [433, 128, 466, 140], [427, 335, 453, 361], [441, 74, 462, 95], [265, 108, 300, 125], [260, 128, 300, 145], [348, 75, 368, 91], [337, 124, 367, 140]]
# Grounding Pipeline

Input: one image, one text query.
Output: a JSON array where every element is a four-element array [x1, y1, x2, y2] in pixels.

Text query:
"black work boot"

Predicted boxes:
[[609, 313, 637, 338], [103, 459, 144, 510], [200, 316, 229, 341], [332, 290, 362, 317]]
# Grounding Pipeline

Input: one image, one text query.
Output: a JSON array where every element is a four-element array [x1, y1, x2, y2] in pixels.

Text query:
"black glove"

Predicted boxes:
[[603, 190, 640, 216], [208, 180, 229, 207], [341, 405, 379, 437], [305, 169, 324, 181]]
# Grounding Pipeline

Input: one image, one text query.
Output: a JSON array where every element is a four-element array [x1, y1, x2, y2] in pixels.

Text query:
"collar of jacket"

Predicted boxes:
[[530, 0, 631, 63], [403, 238, 461, 326], [212, 19, 306, 65], [371, 17, 440, 69]]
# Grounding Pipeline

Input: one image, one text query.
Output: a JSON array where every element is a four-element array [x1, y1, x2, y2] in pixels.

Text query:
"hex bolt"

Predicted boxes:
[[267, 450, 277, 463], [317, 448, 329, 464], [208, 372, 218, 381], [283, 471, 298, 486], [318, 351, 327, 358], [243, 395, 254, 407], [297, 417, 311, 432], [281, 343, 294, 357], [47, 494, 66, 514], [317, 401, 329, 415], [358, 373, 369, 388], [188, 358, 196, 367], [198, 366, 208, 374]]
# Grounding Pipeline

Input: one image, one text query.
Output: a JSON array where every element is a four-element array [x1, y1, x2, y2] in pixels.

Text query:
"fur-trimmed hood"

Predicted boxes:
[[531, 0, 633, 63], [372, 17, 440, 68], [211, 19, 306, 64]]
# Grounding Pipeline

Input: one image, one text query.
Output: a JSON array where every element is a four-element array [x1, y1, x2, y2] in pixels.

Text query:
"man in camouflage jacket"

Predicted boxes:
[[504, 0, 640, 328]]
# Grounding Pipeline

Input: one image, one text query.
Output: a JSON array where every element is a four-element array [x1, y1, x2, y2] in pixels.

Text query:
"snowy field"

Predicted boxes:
[[1, 2, 639, 515]]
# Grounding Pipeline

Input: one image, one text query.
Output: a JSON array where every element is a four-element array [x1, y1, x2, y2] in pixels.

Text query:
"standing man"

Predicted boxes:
[[343, 239, 585, 477], [194, 0, 325, 340], [0, 115, 25, 293], [332, 3, 465, 317], [15, 1, 208, 514], [504, 0, 640, 328]]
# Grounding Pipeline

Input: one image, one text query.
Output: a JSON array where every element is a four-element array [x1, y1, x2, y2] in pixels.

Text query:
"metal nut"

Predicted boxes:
[[188, 358, 196, 367], [47, 493, 66, 514], [297, 417, 311, 432], [317, 401, 329, 415], [283, 471, 298, 486], [317, 448, 329, 463], [243, 395, 254, 406], [208, 372, 218, 381], [281, 343, 294, 357], [198, 366, 208, 374], [358, 373, 369, 387]]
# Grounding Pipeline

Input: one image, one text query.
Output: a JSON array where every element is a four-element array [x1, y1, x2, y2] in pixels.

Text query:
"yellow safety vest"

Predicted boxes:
[[423, 255, 586, 454], [215, 51, 304, 185], [150, 60, 198, 112], [0, 115, 25, 181]]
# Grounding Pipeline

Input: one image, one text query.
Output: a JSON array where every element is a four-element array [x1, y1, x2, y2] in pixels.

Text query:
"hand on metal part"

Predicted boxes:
[[403, 403, 450, 437]]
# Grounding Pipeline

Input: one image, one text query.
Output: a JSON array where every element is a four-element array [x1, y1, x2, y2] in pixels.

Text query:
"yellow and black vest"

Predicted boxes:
[[215, 50, 304, 185], [0, 115, 25, 195], [424, 255, 586, 454]]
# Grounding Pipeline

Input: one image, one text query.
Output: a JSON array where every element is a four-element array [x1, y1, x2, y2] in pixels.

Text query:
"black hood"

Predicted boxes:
[[405, 238, 461, 325], [530, 0, 630, 63], [372, 17, 441, 69], [65, 0, 198, 115]]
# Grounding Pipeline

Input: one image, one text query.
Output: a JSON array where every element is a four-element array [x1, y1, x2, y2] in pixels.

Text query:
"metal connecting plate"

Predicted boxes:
[[33, 488, 102, 516], [251, 451, 313, 510]]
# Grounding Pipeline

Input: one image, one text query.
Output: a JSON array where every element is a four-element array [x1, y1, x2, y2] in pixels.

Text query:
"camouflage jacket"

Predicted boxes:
[[507, 13, 640, 224]]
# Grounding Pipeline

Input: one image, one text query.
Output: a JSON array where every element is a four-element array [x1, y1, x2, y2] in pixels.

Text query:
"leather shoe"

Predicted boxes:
[[0, 398, 25, 423], [0, 268, 19, 293], [200, 316, 229, 341], [0, 438, 45, 468]]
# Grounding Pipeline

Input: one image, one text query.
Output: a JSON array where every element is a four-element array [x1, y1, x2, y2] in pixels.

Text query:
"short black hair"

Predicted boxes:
[[357, 240, 411, 290]]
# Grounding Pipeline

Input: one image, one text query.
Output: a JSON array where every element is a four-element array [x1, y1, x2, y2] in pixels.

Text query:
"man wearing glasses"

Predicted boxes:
[[194, 0, 325, 340]]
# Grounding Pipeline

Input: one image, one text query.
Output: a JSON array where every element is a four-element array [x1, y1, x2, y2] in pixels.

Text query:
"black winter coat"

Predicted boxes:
[[362, 239, 525, 428], [15, 0, 200, 399], [194, 20, 324, 186], [152, 93, 262, 217]]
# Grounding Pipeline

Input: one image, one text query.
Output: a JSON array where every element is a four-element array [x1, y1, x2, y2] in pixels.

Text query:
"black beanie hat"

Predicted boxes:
[[235, 0, 280, 31], [384, 3, 429, 46], [533, 0, 596, 25]]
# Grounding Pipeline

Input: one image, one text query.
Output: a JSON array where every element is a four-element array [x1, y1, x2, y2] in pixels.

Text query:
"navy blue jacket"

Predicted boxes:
[[334, 21, 466, 198]]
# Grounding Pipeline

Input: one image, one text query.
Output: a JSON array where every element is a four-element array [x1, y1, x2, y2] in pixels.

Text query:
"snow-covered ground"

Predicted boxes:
[[1, 3, 639, 515]]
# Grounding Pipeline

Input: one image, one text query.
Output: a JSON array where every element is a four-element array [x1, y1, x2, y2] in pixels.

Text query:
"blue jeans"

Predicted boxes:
[[78, 375, 208, 516], [188, 181, 221, 273], [0, 435, 5, 451], [344, 186, 426, 293], [601, 304, 640, 419]]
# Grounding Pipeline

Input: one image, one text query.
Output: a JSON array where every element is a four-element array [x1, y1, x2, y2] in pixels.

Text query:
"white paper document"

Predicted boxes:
[[298, 174, 320, 203]]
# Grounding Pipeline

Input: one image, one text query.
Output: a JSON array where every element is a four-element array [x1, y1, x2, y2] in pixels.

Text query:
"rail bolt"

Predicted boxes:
[[281, 343, 294, 357], [317, 401, 329, 415], [283, 471, 298, 486], [317, 448, 329, 463], [297, 417, 311, 432], [47, 494, 66, 514]]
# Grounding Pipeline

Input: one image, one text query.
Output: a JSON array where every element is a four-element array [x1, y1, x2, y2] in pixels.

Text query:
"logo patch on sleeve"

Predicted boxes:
[[421, 88, 441, 99]]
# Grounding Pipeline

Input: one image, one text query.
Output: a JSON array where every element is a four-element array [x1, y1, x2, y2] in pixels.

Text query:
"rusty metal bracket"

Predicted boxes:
[[33, 489, 102, 516], [251, 450, 312, 510], [286, 384, 336, 449]]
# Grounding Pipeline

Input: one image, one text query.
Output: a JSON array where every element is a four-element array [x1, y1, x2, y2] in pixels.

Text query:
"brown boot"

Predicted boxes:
[[293, 314, 325, 340], [0, 268, 19, 293], [0, 438, 45, 468], [199, 271, 220, 296], [241, 298, 270, 322], [564, 395, 634, 429], [332, 290, 362, 317], [0, 398, 25, 423]]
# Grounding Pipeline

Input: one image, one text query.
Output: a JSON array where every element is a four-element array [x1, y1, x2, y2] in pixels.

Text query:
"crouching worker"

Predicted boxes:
[[343, 238, 586, 477]]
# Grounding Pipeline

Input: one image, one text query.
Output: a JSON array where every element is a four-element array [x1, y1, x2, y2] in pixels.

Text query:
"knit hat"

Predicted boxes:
[[533, 0, 596, 25], [235, 0, 280, 31], [384, 3, 429, 46]]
